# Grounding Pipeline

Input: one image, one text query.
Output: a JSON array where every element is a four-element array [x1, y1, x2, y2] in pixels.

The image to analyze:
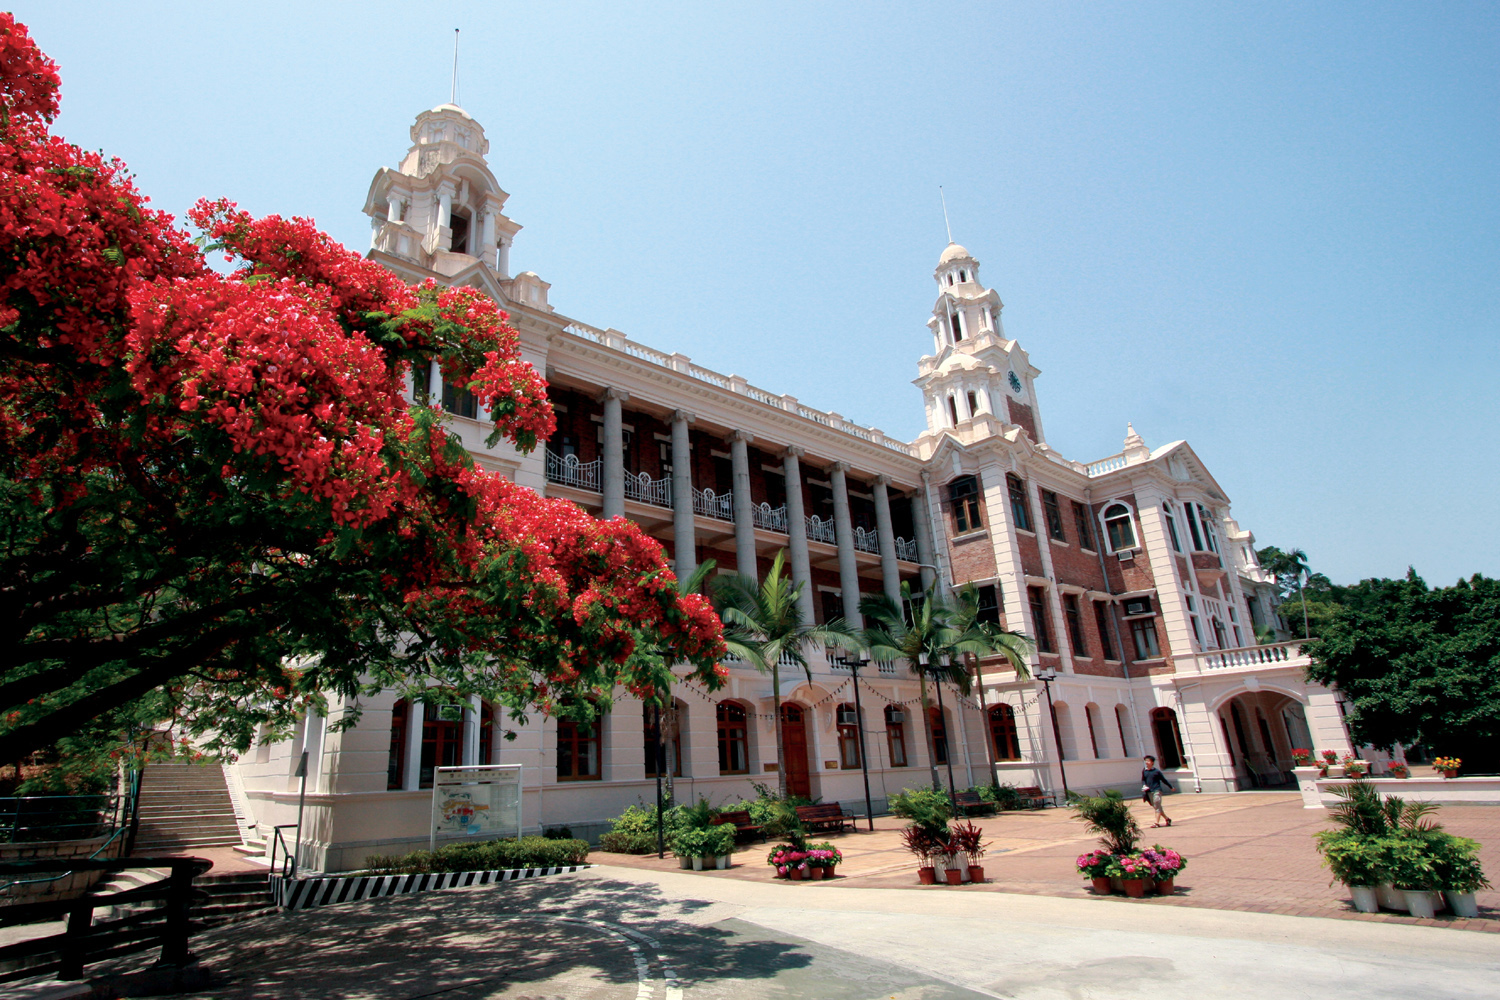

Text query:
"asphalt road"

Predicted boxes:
[[16, 865, 1500, 1000]]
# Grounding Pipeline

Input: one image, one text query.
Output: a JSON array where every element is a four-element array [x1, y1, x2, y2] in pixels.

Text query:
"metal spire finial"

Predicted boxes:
[[940, 186, 953, 245], [451, 29, 460, 106]]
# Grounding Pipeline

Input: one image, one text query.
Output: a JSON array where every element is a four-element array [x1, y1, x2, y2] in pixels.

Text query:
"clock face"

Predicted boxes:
[[1008, 371, 1022, 394]]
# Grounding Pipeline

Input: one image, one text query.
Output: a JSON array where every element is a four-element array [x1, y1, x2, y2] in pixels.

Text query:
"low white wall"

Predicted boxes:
[[1295, 771, 1500, 809]]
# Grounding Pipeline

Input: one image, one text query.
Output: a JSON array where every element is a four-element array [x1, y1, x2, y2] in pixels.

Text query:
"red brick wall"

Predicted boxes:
[[1007, 398, 1038, 440], [948, 532, 997, 583], [1015, 531, 1044, 579]]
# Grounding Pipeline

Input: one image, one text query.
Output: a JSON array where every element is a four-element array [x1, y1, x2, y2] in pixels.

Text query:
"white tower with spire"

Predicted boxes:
[[913, 242, 1045, 448]]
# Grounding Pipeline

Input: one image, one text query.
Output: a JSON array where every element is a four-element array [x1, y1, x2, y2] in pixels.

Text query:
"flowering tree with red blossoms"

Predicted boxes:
[[0, 16, 725, 763]]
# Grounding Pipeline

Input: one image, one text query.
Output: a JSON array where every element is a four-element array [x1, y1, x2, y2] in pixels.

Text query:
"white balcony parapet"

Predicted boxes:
[[752, 502, 788, 534], [623, 470, 672, 509], [894, 536, 918, 562], [545, 451, 600, 492], [693, 487, 734, 522], [806, 514, 836, 544], [1199, 640, 1307, 671], [560, 322, 917, 457], [852, 526, 880, 555], [1085, 453, 1129, 477]]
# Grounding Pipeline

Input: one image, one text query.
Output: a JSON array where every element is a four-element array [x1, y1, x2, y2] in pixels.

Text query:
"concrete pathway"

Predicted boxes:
[[19, 863, 1497, 1000]]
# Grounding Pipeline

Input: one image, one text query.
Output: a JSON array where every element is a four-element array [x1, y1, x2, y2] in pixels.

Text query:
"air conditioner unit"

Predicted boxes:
[[837, 706, 858, 726], [887, 710, 905, 724], [1123, 596, 1154, 617], [1116, 548, 1136, 562]]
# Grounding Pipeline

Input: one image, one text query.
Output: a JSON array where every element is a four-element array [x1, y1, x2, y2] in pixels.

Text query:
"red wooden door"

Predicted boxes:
[[780, 703, 811, 799]]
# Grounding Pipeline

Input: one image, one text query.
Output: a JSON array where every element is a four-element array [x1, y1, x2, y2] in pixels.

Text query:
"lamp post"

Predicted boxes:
[[920, 652, 960, 801], [833, 648, 876, 832], [1036, 667, 1069, 801], [652, 703, 665, 859]]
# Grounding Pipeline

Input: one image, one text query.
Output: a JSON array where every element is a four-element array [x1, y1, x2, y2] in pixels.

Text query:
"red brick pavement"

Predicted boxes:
[[593, 792, 1500, 932]]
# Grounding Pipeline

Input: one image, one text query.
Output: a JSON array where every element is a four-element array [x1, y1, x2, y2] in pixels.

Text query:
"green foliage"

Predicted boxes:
[[679, 796, 717, 831], [597, 801, 684, 854], [1314, 830, 1386, 887], [671, 823, 735, 859], [1431, 836, 1492, 894], [1314, 780, 1489, 891], [1069, 789, 1140, 856], [889, 787, 953, 835], [722, 782, 812, 844], [365, 836, 589, 874], [1302, 571, 1500, 771], [990, 783, 1024, 811], [542, 826, 574, 840]]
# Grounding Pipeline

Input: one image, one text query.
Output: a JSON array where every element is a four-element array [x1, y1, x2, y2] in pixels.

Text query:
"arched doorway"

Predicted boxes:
[[780, 703, 811, 798], [1150, 707, 1184, 770], [1218, 691, 1309, 788]]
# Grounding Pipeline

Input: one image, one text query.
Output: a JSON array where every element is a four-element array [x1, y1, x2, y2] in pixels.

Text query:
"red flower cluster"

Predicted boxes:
[[0, 13, 723, 741]]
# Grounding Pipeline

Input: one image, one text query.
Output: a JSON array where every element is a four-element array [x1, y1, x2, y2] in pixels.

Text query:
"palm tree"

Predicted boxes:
[[858, 582, 1032, 792], [712, 550, 860, 798], [1285, 547, 1312, 639]]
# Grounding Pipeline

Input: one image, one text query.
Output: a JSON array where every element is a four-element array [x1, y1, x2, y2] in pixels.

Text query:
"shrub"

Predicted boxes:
[[1069, 790, 1140, 856], [1431, 835, 1491, 894], [365, 836, 588, 874], [598, 802, 685, 854], [889, 787, 953, 834], [672, 823, 735, 859], [1316, 830, 1384, 887], [990, 783, 1024, 811]]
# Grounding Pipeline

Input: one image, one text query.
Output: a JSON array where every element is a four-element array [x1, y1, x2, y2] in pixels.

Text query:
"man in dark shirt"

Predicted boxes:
[[1141, 755, 1174, 828]]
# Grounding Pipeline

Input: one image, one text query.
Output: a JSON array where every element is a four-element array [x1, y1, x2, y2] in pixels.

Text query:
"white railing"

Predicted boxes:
[[877, 661, 898, 675], [752, 502, 788, 533], [545, 452, 600, 492], [1085, 453, 1129, 477], [623, 471, 672, 508], [556, 322, 917, 457], [693, 487, 734, 522], [806, 515, 836, 544], [894, 536, 918, 562], [852, 526, 880, 554], [1199, 640, 1307, 671]]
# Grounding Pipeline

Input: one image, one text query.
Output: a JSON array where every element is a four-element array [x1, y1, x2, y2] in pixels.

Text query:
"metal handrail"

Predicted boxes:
[[267, 824, 299, 880]]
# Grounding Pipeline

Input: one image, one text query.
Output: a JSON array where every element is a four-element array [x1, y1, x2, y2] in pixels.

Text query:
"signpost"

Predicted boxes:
[[429, 764, 522, 851]]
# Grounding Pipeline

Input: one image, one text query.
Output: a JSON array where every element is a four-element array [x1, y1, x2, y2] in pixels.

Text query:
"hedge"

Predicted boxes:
[[365, 836, 589, 874]]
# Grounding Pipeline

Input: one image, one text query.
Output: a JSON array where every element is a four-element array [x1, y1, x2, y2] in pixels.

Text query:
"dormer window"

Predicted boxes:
[[450, 211, 470, 254], [951, 312, 964, 341]]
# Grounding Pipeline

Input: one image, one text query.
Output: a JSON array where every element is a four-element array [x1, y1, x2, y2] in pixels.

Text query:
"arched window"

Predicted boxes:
[[1007, 475, 1033, 532], [717, 701, 749, 775], [1103, 503, 1136, 551], [1084, 703, 1105, 759], [949, 475, 982, 533], [928, 706, 950, 765], [947, 395, 960, 426], [989, 703, 1020, 761], [387, 699, 408, 790], [885, 705, 909, 767], [450, 210, 470, 254], [643, 702, 682, 778], [1051, 700, 1076, 761], [836, 704, 861, 768], [1114, 704, 1135, 757], [558, 713, 602, 781], [1150, 707, 1184, 770]]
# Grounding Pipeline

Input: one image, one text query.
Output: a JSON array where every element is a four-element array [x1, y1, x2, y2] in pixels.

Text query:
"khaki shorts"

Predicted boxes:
[[1150, 789, 1164, 809]]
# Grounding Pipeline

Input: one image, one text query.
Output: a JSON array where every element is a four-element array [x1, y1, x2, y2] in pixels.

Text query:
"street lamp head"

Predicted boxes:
[[1037, 667, 1058, 682]]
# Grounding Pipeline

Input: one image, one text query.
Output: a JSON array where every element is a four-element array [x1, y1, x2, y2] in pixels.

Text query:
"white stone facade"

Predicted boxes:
[[230, 105, 1351, 871]]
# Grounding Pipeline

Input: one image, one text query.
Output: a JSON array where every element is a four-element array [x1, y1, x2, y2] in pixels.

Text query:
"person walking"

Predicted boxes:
[[1141, 755, 1174, 828]]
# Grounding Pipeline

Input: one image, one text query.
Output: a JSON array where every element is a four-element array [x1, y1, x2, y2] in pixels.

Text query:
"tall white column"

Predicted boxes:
[[462, 695, 481, 766], [402, 699, 425, 792], [1031, 480, 1074, 674], [914, 475, 939, 592], [829, 462, 863, 628], [729, 431, 758, 582], [873, 475, 901, 605], [427, 359, 443, 403], [438, 190, 453, 229], [481, 210, 495, 258], [782, 447, 816, 624], [386, 195, 401, 224], [497, 237, 511, 277], [600, 388, 627, 519], [670, 409, 696, 579]]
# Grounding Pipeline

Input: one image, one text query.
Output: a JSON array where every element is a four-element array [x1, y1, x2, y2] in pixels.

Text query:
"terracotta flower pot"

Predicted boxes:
[[826, 864, 837, 877], [790, 866, 805, 881], [918, 866, 937, 885], [1155, 877, 1175, 895], [810, 866, 825, 881], [945, 868, 964, 886], [1122, 878, 1147, 898], [968, 865, 985, 883], [1442, 769, 1459, 779], [1091, 876, 1112, 895]]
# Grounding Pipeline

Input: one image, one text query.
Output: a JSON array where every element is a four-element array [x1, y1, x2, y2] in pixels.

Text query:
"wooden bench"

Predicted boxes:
[[710, 810, 764, 842], [795, 803, 857, 833], [953, 790, 996, 816], [1015, 786, 1050, 810]]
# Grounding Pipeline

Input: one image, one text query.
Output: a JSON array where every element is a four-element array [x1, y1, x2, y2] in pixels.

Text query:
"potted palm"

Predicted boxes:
[[1315, 830, 1383, 913], [951, 820, 989, 883], [1432, 834, 1490, 918]]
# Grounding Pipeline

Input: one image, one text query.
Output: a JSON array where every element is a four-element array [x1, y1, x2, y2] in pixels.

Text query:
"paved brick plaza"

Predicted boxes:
[[592, 791, 1500, 931]]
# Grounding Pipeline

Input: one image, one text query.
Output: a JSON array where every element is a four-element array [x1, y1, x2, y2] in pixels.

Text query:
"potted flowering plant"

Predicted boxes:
[[1386, 762, 1410, 779], [1341, 755, 1368, 778], [1076, 849, 1114, 894], [1106, 852, 1153, 898], [767, 844, 810, 880], [1291, 748, 1314, 766], [1433, 756, 1462, 779], [1140, 845, 1187, 895], [950, 820, 989, 883], [901, 825, 944, 885], [1319, 749, 1340, 777], [805, 844, 842, 879]]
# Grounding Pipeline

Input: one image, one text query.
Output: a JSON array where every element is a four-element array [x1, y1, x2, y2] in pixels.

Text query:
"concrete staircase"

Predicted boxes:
[[132, 762, 243, 851]]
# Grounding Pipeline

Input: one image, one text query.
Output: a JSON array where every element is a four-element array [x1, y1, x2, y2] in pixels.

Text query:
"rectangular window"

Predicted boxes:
[[948, 396, 960, 425], [886, 707, 909, 767], [557, 717, 602, 780], [976, 584, 1000, 625], [1233, 625, 1243, 647], [442, 380, 480, 419], [1072, 501, 1095, 551], [837, 706, 861, 768], [1166, 514, 1182, 553], [1007, 475, 1033, 532], [1042, 490, 1066, 541], [717, 702, 749, 775], [1186, 502, 1205, 550], [1131, 618, 1161, 659], [643, 705, 682, 777], [1064, 593, 1087, 657], [1213, 618, 1228, 649], [1190, 615, 1202, 643], [950, 476, 983, 533], [1028, 586, 1054, 653], [820, 589, 843, 625], [951, 312, 964, 341], [929, 707, 949, 765], [1199, 506, 1219, 554], [1094, 601, 1117, 660]]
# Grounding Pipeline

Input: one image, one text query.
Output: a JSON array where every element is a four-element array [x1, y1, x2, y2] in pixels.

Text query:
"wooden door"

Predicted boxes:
[[780, 703, 811, 799]]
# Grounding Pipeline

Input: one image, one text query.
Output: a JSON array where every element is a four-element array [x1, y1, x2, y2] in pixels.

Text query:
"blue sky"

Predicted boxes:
[[19, 2, 1499, 587]]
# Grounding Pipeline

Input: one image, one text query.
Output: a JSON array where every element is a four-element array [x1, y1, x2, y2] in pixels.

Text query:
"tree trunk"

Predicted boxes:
[[772, 663, 787, 799], [916, 664, 941, 791]]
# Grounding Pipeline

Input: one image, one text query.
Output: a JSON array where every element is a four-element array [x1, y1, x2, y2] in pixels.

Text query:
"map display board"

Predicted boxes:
[[429, 764, 523, 850]]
